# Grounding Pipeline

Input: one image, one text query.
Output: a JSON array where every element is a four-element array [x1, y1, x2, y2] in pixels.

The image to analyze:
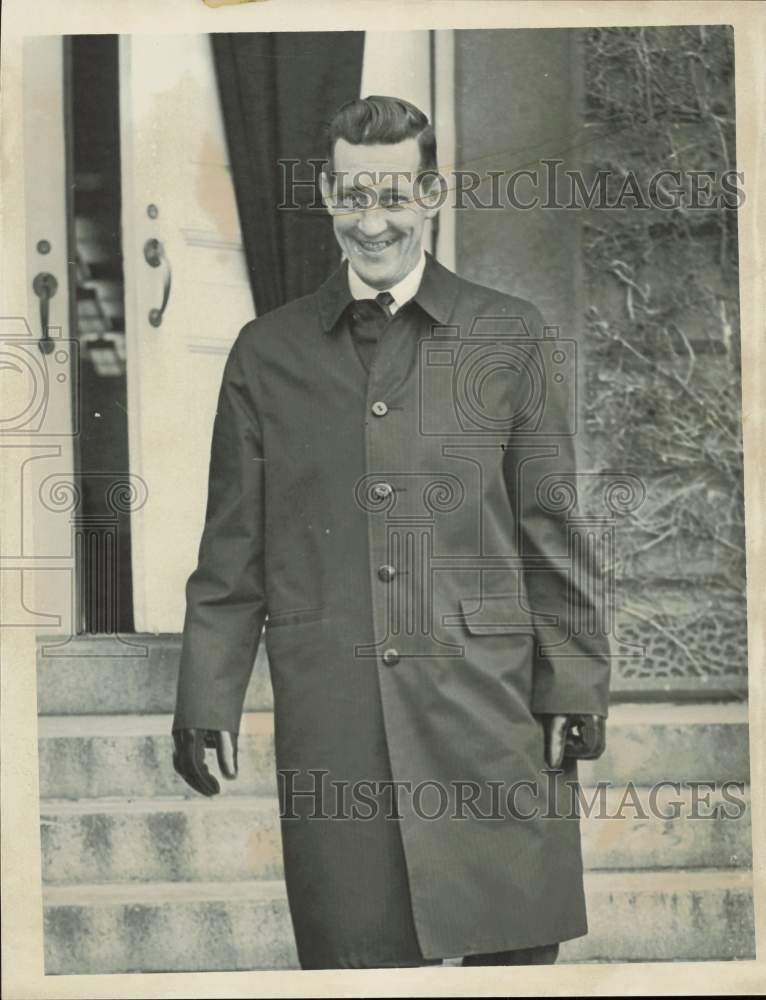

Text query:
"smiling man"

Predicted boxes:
[[172, 95, 611, 970], [320, 119, 436, 288]]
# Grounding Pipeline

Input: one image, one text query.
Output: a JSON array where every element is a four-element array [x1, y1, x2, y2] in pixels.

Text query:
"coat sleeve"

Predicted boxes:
[[502, 301, 611, 717], [173, 326, 267, 734]]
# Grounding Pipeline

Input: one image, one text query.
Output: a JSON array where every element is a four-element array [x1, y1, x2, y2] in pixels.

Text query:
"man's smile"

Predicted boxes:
[[354, 235, 398, 255]]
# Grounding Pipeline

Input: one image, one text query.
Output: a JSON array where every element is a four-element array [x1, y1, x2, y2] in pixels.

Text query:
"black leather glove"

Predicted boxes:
[[172, 728, 238, 796], [543, 714, 606, 769]]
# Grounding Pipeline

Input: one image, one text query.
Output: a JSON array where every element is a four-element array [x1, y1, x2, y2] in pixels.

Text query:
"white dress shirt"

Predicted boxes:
[[347, 249, 427, 316]]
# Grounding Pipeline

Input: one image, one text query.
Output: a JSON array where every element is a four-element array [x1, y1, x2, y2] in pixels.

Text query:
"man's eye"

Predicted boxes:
[[338, 192, 373, 210], [381, 195, 408, 210]]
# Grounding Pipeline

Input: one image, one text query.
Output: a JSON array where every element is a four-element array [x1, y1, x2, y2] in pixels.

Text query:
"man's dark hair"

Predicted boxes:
[[325, 94, 438, 178]]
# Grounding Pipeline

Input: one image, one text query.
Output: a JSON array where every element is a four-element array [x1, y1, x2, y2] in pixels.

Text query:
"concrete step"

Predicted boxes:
[[579, 702, 750, 785], [40, 787, 752, 886], [560, 870, 754, 964], [36, 634, 274, 715], [37, 703, 750, 800], [38, 713, 278, 799], [43, 879, 298, 974], [34, 633, 751, 714], [580, 785, 751, 872], [42, 870, 754, 973], [41, 796, 285, 885]]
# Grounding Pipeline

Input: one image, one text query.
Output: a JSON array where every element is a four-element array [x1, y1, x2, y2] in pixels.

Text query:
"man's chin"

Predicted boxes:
[[347, 248, 406, 287]]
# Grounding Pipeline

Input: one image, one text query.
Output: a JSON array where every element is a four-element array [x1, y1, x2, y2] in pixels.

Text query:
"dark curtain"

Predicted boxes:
[[212, 32, 365, 315]]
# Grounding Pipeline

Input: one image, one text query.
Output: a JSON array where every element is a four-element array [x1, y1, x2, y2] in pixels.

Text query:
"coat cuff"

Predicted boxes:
[[531, 657, 611, 717]]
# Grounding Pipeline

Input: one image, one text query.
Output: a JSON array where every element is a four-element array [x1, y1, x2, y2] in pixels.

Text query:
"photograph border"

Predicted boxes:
[[1, 2, 764, 997]]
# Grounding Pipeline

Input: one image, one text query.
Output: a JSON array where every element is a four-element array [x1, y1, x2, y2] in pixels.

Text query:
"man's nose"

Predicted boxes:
[[356, 206, 388, 237]]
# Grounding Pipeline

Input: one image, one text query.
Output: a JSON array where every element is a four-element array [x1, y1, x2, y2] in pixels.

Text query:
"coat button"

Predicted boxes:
[[372, 482, 393, 500], [371, 400, 388, 417], [378, 564, 396, 582], [382, 648, 400, 666]]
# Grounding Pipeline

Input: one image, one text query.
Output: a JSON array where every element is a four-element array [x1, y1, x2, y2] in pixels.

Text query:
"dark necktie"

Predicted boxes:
[[375, 290, 395, 317], [348, 291, 395, 372]]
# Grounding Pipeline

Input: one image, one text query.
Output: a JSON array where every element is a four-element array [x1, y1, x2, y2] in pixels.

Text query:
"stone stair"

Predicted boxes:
[[37, 635, 755, 973]]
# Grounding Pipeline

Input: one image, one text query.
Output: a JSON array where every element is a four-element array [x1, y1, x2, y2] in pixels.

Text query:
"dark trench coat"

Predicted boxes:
[[174, 252, 611, 967]]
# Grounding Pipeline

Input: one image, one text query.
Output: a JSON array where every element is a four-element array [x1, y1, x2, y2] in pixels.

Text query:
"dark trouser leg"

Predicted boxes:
[[461, 943, 560, 966], [299, 958, 443, 970]]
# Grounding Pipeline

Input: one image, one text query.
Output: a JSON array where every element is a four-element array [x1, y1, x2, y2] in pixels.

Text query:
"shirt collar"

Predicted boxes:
[[347, 249, 426, 316], [317, 249, 459, 333]]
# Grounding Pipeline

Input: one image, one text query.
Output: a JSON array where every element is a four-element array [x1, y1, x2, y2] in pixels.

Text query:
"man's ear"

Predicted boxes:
[[416, 170, 447, 219]]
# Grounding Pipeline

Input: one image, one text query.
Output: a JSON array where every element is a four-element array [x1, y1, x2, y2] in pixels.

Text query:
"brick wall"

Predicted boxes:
[[581, 25, 745, 696], [453, 25, 746, 698]]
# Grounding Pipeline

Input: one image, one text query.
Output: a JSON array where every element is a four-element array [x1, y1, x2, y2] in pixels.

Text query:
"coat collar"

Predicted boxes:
[[347, 248, 427, 315], [317, 249, 459, 333]]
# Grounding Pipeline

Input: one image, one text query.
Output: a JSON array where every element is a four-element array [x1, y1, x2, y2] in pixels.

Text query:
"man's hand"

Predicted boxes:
[[543, 714, 606, 769], [172, 728, 238, 796]]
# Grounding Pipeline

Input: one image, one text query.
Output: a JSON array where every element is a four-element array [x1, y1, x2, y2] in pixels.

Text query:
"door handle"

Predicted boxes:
[[143, 237, 172, 327], [32, 272, 58, 354]]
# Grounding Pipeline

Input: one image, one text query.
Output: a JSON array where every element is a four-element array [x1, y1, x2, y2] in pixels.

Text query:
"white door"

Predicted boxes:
[[9, 37, 78, 638], [119, 35, 254, 632]]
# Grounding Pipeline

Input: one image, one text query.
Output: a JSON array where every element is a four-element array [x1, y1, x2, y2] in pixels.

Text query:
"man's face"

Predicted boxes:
[[321, 136, 439, 290]]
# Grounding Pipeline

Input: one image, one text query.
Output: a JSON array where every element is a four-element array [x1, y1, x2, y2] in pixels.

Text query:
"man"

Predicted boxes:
[[173, 95, 610, 970]]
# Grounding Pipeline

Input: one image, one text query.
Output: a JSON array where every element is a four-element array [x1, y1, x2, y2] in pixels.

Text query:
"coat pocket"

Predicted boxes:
[[457, 594, 537, 635]]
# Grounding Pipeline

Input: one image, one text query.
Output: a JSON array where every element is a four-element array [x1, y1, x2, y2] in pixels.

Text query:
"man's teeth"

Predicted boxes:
[[358, 238, 395, 251]]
